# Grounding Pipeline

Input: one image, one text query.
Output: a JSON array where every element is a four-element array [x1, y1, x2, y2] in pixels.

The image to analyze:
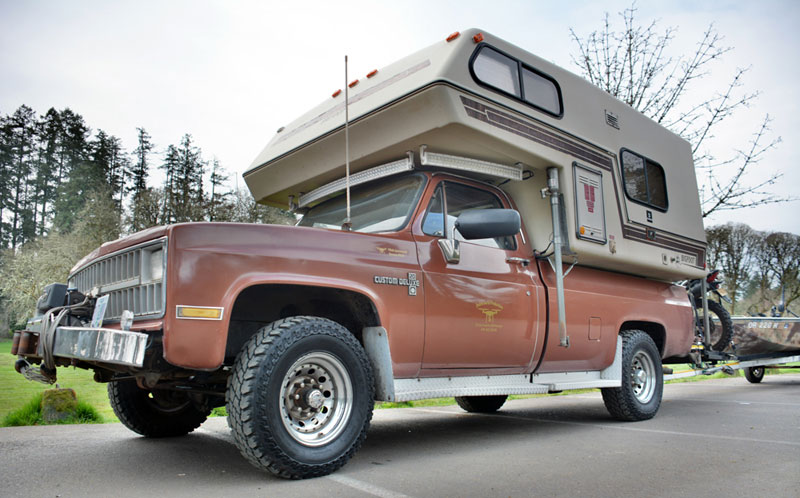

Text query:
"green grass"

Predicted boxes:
[[1, 392, 102, 427], [0, 341, 118, 423]]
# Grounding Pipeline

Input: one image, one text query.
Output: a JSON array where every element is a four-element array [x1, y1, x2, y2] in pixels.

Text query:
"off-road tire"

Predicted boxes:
[[602, 330, 663, 421], [226, 316, 374, 480], [108, 378, 210, 437], [695, 298, 734, 352], [455, 395, 508, 413], [744, 366, 765, 384]]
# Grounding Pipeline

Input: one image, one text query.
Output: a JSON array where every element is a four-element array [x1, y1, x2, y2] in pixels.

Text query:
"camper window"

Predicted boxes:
[[621, 149, 668, 211], [422, 182, 516, 250], [470, 45, 563, 117], [472, 47, 520, 96], [522, 67, 560, 116]]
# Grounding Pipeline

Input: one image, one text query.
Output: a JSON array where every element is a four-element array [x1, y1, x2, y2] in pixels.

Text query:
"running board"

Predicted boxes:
[[393, 337, 623, 402]]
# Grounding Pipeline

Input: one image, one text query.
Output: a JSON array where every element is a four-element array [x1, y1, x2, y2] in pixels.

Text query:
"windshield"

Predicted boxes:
[[298, 173, 426, 233]]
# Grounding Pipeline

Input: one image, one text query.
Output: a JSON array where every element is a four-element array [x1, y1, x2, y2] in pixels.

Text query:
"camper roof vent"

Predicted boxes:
[[605, 110, 620, 130]]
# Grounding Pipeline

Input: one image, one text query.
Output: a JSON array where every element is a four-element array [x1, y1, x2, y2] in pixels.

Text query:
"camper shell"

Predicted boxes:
[[246, 28, 706, 282]]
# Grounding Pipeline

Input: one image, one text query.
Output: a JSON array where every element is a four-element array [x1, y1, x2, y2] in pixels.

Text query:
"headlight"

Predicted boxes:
[[143, 248, 163, 282]]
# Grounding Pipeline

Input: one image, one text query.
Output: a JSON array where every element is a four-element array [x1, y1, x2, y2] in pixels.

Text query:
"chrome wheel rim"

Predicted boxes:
[[279, 352, 352, 447], [630, 350, 656, 404]]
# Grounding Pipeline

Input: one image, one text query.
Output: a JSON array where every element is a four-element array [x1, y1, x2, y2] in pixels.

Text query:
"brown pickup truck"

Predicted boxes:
[[12, 29, 704, 479]]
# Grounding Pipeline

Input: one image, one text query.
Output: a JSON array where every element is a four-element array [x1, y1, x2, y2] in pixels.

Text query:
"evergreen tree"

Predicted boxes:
[[160, 144, 180, 224], [32, 108, 64, 235], [6, 105, 37, 249], [52, 109, 91, 232], [129, 127, 153, 232], [208, 158, 230, 221]]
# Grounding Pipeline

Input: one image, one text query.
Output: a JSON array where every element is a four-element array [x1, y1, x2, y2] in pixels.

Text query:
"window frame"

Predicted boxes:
[[619, 148, 669, 212], [421, 180, 518, 251], [297, 172, 428, 233], [469, 43, 564, 119]]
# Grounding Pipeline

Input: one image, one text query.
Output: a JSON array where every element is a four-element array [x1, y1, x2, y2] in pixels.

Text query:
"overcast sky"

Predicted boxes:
[[1, 0, 798, 234]]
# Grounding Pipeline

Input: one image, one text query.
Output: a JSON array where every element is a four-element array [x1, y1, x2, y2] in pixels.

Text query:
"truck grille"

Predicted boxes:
[[69, 239, 167, 322]]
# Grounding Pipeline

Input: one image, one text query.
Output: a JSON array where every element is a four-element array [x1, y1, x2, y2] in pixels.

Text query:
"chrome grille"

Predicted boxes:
[[70, 239, 166, 322]]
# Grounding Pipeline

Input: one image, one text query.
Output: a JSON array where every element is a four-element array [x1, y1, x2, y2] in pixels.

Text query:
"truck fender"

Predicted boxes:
[[363, 326, 396, 401]]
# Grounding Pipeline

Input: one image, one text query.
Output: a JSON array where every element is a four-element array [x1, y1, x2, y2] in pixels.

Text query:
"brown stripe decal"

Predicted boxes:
[[461, 94, 706, 270], [461, 96, 612, 171]]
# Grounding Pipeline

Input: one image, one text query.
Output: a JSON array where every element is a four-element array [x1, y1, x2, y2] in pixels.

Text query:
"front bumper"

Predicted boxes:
[[13, 326, 148, 368]]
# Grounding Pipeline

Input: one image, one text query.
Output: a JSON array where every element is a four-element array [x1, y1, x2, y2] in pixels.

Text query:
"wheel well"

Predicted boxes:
[[619, 321, 665, 356], [224, 284, 380, 363]]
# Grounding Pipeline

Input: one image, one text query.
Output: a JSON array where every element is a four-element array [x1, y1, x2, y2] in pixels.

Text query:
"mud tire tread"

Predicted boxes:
[[455, 395, 508, 413], [108, 379, 210, 438], [601, 330, 663, 422], [226, 316, 374, 480]]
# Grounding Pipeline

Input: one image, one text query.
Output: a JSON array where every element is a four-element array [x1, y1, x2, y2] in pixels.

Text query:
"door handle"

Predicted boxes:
[[506, 257, 530, 266]]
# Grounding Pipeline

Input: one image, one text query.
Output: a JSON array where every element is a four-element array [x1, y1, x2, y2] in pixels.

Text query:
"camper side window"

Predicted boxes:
[[422, 182, 516, 250], [621, 150, 668, 211], [471, 45, 563, 117]]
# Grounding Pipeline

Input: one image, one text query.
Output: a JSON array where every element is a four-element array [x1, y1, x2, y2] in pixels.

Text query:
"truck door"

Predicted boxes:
[[413, 178, 541, 372]]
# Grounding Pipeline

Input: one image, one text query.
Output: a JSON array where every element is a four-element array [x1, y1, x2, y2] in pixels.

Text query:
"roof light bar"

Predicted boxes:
[[419, 145, 523, 181], [298, 152, 415, 208]]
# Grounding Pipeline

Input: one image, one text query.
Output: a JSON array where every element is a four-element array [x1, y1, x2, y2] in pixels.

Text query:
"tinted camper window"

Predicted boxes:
[[621, 150, 668, 211], [471, 45, 563, 117]]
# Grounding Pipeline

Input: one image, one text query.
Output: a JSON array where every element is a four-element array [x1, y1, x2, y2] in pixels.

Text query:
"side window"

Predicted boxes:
[[422, 182, 517, 250], [621, 149, 668, 211], [471, 45, 563, 117]]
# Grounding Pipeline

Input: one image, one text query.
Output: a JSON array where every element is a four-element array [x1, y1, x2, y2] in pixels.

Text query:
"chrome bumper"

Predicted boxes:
[[53, 327, 148, 367]]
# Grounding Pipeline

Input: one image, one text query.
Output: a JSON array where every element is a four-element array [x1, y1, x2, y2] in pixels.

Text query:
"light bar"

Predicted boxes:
[[298, 152, 415, 208], [419, 145, 523, 181]]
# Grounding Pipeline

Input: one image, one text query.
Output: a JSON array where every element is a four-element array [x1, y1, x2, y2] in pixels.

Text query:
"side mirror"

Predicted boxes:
[[455, 209, 521, 240]]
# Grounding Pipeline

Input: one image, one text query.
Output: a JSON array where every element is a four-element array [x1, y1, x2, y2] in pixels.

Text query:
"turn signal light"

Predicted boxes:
[[176, 306, 224, 320], [446, 31, 460, 42]]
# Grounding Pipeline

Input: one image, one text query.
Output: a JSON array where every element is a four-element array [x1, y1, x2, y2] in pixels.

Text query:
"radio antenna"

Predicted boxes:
[[343, 55, 352, 231]]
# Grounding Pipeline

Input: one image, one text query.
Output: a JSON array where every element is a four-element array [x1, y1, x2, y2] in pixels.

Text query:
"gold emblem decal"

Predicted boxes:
[[475, 301, 504, 332], [377, 247, 408, 257]]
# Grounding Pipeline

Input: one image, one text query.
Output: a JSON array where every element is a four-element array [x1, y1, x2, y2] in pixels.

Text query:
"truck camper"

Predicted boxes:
[[14, 29, 710, 480], [246, 29, 707, 282]]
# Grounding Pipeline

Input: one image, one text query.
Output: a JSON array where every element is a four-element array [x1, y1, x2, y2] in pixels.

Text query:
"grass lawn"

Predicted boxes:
[[0, 341, 118, 423]]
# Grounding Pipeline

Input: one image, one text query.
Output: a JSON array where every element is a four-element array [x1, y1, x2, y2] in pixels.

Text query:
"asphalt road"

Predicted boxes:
[[2, 374, 798, 498]]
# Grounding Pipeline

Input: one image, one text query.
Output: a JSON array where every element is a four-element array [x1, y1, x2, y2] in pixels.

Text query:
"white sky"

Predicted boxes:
[[1, 0, 798, 234]]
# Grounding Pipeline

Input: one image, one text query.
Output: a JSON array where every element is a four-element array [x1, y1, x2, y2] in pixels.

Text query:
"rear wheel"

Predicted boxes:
[[744, 366, 765, 383], [455, 395, 508, 413], [108, 378, 210, 437], [226, 316, 374, 479], [602, 330, 663, 421]]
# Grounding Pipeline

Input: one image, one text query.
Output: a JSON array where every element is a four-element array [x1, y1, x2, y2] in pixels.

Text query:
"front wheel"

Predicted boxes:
[[602, 330, 663, 421], [744, 366, 765, 383], [226, 316, 374, 479]]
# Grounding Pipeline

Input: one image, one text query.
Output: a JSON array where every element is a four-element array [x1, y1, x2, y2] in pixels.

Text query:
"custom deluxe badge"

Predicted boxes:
[[373, 273, 419, 296]]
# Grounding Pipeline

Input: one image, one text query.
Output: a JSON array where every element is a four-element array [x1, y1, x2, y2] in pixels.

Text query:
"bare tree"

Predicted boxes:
[[705, 223, 756, 313], [570, 3, 785, 217]]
